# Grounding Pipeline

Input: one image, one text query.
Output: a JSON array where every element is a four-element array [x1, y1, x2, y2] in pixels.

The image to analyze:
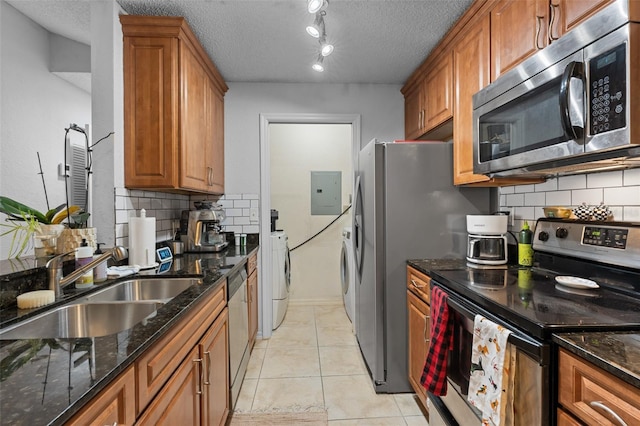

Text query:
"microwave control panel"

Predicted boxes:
[[588, 43, 626, 135]]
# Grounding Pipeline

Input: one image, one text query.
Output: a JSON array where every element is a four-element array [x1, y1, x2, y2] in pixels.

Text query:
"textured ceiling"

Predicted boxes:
[[8, 0, 474, 84]]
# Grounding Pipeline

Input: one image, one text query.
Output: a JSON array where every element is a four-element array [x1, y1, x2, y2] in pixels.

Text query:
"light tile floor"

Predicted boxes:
[[233, 303, 429, 425]]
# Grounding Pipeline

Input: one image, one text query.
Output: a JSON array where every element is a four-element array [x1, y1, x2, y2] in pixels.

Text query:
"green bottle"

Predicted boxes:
[[518, 221, 533, 266]]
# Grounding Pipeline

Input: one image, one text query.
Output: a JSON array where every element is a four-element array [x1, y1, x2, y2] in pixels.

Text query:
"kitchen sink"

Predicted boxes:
[[0, 302, 160, 339], [78, 278, 201, 303]]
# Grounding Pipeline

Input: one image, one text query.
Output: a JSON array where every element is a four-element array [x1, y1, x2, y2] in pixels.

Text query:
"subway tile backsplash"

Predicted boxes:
[[499, 169, 640, 231], [114, 188, 260, 247]]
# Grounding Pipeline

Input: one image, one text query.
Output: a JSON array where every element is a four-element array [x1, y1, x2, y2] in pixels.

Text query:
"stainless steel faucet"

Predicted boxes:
[[47, 246, 128, 299]]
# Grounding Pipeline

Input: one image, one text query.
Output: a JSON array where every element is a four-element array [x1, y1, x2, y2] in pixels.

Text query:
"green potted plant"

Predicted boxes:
[[0, 196, 85, 258]]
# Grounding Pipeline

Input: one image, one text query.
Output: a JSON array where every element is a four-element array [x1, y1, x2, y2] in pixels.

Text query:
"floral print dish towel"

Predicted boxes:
[[467, 315, 516, 426]]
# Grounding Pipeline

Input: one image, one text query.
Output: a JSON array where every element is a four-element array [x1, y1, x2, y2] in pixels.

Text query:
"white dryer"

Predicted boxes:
[[271, 231, 290, 330], [341, 227, 355, 323]]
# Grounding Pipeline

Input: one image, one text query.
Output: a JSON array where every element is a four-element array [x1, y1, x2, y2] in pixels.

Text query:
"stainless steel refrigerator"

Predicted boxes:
[[353, 139, 495, 393]]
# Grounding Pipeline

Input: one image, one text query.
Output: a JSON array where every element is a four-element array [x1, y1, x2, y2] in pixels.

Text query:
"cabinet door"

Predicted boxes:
[[123, 36, 179, 189], [201, 308, 230, 426], [67, 366, 136, 426], [453, 15, 491, 185], [407, 290, 430, 406], [550, 0, 615, 41], [404, 85, 424, 140], [248, 269, 258, 349], [491, 0, 548, 81], [180, 44, 210, 192], [423, 52, 453, 131], [207, 84, 225, 194], [135, 347, 202, 426]]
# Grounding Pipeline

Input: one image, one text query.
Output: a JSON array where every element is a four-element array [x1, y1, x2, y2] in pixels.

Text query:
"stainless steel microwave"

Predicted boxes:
[[473, 3, 639, 177]]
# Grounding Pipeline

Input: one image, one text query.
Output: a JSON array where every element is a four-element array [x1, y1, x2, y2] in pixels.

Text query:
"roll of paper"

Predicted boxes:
[[129, 209, 156, 268]]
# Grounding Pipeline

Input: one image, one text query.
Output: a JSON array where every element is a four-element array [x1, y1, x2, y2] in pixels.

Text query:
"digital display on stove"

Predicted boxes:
[[583, 226, 628, 249]]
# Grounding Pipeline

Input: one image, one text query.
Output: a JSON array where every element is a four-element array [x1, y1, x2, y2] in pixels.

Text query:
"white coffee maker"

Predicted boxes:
[[466, 215, 508, 265]]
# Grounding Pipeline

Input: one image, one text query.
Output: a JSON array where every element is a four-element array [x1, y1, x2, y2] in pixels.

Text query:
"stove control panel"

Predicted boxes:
[[532, 219, 639, 269]]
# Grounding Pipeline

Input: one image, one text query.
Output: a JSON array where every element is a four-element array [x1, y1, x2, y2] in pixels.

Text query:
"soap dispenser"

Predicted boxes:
[[75, 239, 94, 288], [93, 243, 108, 283]]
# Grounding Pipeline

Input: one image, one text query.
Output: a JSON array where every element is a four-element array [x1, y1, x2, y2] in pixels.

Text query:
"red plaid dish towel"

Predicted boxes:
[[420, 285, 453, 396]]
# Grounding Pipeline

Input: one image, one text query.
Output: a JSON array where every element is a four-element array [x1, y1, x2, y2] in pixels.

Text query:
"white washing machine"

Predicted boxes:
[[341, 227, 355, 323], [271, 231, 290, 330]]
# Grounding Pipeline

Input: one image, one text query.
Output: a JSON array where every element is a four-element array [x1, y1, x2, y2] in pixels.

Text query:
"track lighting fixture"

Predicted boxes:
[[312, 54, 324, 72], [305, 1, 334, 72], [306, 11, 325, 38], [319, 35, 334, 56], [307, 0, 328, 14]]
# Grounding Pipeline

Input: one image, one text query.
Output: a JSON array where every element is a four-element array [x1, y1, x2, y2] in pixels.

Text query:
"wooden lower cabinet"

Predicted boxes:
[[407, 291, 430, 405], [557, 407, 582, 425], [558, 348, 640, 425], [407, 266, 431, 409], [136, 308, 229, 426], [67, 365, 136, 426]]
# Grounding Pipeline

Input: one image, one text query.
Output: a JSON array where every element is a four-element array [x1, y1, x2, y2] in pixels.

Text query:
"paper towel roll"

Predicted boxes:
[[129, 209, 157, 269]]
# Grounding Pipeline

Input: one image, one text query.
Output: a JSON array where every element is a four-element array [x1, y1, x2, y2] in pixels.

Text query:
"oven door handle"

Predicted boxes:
[[447, 297, 550, 366]]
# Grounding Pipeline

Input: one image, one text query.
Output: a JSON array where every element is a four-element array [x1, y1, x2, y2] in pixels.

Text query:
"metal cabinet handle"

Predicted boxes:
[[193, 358, 203, 395], [411, 279, 426, 289], [549, 3, 559, 42], [589, 401, 628, 426], [423, 315, 430, 342], [204, 351, 211, 385], [535, 16, 545, 49]]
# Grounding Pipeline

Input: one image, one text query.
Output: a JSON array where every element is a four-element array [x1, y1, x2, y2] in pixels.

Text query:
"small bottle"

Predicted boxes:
[[240, 233, 247, 247], [518, 221, 533, 266], [93, 243, 108, 283], [75, 239, 94, 288]]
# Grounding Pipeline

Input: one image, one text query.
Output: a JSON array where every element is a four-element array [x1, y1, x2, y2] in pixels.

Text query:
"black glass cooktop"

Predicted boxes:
[[431, 266, 640, 339]]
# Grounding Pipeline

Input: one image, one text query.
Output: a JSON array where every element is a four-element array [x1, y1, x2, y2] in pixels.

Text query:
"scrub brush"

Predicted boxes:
[[16, 290, 55, 309]]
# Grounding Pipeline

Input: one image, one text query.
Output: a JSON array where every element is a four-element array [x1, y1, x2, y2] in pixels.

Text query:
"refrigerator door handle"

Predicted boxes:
[[353, 174, 364, 281]]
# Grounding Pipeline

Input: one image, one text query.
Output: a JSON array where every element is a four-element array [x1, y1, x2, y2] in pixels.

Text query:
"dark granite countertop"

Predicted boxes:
[[407, 258, 469, 276], [553, 332, 640, 389], [0, 244, 259, 426]]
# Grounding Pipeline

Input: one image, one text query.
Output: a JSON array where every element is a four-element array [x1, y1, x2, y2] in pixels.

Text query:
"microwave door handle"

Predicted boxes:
[[559, 61, 585, 141], [446, 295, 549, 366]]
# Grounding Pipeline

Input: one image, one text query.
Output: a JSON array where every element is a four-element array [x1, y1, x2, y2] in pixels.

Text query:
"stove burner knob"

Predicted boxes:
[[556, 228, 569, 239], [538, 231, 549, 241]]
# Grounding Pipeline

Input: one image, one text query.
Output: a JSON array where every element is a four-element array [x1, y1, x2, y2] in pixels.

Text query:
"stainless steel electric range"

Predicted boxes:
[[427, 218, 640, 426]]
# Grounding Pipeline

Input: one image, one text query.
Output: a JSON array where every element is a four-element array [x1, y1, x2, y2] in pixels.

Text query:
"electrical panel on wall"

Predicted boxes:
[[310, 171, 341, 215]]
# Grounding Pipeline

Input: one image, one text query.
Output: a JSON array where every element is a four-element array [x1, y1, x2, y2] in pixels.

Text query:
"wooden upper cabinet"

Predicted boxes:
[[550, 0, 616, 42], [404, 85, 424, 140], [491, 0, 548, 81], [491, 0, 616, 81], [423, 52, 453, 130], [121, 16, 228, 195], [453, 15, 492, 185]]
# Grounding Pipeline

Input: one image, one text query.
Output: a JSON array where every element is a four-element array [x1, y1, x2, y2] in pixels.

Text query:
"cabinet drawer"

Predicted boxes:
[[407, 266, 431, 304], [247, 253, 257, 275], [136, 283, 226, 415], [558, 348, 640, 425]]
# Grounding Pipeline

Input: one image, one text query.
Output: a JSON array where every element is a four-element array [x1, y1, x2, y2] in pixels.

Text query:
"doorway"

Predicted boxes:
[[259, 114, 361, 339]]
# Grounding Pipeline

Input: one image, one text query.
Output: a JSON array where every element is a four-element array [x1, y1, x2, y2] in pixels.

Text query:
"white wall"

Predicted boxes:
[[223, 82, 404, 195], [270, 123, 352, 303], [1, 2, 91, 258]]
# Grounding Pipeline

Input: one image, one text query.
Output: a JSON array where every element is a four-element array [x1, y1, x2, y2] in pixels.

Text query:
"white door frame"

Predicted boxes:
[[259, 113, 361, 339]]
